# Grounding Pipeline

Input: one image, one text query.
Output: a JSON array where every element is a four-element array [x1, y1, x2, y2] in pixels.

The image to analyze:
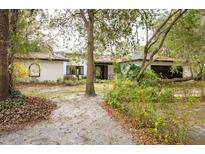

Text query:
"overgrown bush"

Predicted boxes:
[[95, 79, 114, 84], [104, 80, 193, 144], [64, 75, 78, 80], [158, 90, 175, 109], [13, 64, 28, 79], [141, 69, 160, 86], [115, 63, 160, 86], [64, 79, 86, 86]]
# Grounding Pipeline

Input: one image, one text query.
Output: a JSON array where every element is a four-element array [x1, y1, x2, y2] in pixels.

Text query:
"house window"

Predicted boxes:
[[66, 65, 69, 75], [29, 63, 40, 77], [66, 65, 84, 75], [76, 66, 84, 75], [66, 65, 76, 75]]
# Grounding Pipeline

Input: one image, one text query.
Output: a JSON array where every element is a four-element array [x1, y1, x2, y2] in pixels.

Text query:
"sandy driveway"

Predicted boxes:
[[0, 85, 134, 144]]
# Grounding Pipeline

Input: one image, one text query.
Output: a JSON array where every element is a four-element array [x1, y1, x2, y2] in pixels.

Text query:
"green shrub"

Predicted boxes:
[[104, 80, 192, 144], [118, 63, 160, 86], [158, 90, 175, 109], [143, 69, 159, 80], [64, 75, 77, 80], [140, 69, 160, 86], [114, 63, 123, 79], [64, 79, 86, 86], [95, 79, 113, 84], [120, 63, 140, 80]]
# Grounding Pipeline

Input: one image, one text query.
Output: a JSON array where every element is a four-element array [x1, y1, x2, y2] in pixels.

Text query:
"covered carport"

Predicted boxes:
[[150, 65, 183, 79]]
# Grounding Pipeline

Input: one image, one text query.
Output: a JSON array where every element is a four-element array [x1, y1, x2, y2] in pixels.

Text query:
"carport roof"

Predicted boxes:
[[121, 56, 178, 63]]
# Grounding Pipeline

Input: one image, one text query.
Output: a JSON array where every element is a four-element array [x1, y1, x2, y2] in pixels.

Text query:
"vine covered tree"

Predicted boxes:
[[135, 9, 188, 80], [0, 10, 9, 101], [8, 10, 53, 93]]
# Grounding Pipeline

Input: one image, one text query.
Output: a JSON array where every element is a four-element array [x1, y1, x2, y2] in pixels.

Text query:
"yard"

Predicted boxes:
[[0, 81, 205, 144], [104, 80, 205, 144], [0, 82, 135, 144]]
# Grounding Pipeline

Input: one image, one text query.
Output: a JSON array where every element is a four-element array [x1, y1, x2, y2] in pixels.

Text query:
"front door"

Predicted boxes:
[[95, 65, 108, 80]]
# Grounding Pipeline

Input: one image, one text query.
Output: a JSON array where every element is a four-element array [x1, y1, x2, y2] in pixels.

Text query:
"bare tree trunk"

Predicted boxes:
[[161, 73, 203, 83], [0, 10, 9, 101], [84, 10, 96, 96], [136, 49, 148, 80]]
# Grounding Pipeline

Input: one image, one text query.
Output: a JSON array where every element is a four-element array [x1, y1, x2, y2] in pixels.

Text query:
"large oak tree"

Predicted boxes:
[[0, 10, 9, 101], [80, 9, 96, 96], [49, 9, 139, 96]]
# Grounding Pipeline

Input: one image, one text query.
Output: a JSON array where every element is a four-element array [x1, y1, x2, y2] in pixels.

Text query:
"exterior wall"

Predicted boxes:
[[15, 59, 65, 82], [108, 65, 114, 79], [151, 61, 174, 66], [183, 66, 192, 78], [15, 58, 193, 82]]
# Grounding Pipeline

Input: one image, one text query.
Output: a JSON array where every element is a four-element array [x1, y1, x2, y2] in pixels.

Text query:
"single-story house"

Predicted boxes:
[[14, 52, 115, 82], [15, 52, 191, 82]]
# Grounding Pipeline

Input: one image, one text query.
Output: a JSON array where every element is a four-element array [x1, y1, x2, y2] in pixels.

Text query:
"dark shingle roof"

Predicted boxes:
[[15, 52, 69, 62]]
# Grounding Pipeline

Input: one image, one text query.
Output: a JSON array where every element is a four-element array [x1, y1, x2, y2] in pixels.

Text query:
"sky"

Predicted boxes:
[[45, 9, 148, 53]]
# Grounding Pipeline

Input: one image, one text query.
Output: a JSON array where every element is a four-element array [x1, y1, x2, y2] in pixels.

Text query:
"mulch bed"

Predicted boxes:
[[0, 96, 57, 135], [101, 102, 163, 145]]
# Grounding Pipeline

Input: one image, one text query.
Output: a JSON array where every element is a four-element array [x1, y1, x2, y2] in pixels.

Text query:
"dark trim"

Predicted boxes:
[[16, 57, 69, 62], [95, 65, 108, 80], [66, 65, 84, 76], [120, 59, 174, 63], [76, 66, 84, 75], [95, 62, 113, 65], [29, 63, 40, 77], [66, 65, 69, 75]]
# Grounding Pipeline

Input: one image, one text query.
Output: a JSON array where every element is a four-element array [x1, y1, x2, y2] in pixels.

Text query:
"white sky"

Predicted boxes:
[[45, 10, 148, 53]]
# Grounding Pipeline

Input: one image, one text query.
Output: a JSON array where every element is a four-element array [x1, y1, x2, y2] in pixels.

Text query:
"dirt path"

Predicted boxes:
[[0, 87, 134, 144]]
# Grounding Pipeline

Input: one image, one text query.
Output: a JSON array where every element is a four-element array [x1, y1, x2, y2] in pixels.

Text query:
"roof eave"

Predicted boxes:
[[15, 57, 69, 62]]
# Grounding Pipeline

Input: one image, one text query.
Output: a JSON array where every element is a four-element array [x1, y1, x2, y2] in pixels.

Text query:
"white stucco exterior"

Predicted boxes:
[[15, 54, 192, 82], [108, 65, 114, 79], [15, 59, 65, 82]]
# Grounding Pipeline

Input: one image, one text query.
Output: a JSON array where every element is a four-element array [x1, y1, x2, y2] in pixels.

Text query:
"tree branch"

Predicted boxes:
[[149, 9, 188, 59], [137, 9, 149, 45], [146, 9, 181, 49], [80, 9, 89, 29]]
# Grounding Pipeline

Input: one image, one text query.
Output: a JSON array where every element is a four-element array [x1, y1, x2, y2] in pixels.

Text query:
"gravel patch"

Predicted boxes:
[[0, 90, 134, 145]]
